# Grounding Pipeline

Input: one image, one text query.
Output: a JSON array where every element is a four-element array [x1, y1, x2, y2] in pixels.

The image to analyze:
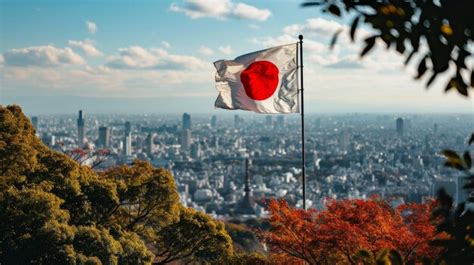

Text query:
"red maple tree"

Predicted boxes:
[[260, 198, 441, 264]]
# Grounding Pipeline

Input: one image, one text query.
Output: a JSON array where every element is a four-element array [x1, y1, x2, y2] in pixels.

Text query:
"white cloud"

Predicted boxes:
[[199, 46, 214, 55], [106, 46, 208, 70], [283, 18, 345, 38], [232, 3, 271, 21], [161, 41, 171, 49], [2, 45, 85, 67], [218, 45, 233, 55], [170, 0, 271, 21], [86, 21, 97, 34], [68, 39, 102, 57]]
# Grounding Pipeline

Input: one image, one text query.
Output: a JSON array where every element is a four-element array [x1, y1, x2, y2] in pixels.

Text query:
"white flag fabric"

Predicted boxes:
[[214, 44, 299, 114]]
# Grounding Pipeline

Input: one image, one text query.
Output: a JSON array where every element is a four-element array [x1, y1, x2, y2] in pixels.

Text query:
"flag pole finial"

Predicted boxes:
[[299, 34, 303, 40]]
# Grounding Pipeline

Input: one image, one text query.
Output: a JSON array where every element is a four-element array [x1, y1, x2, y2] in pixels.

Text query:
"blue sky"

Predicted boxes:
[[1, 0, 472, 114]]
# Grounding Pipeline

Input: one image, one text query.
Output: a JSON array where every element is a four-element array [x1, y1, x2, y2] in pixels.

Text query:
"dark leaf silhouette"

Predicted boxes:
[[361, 36, 377, 57], [328, 4, 341, 16], [330, 28, 343, 49], [350, 16, 360, 42], [464, 151, 472, 169]]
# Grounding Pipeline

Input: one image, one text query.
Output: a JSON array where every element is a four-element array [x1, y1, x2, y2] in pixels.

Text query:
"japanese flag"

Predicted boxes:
[[214, 44, 299, 114]]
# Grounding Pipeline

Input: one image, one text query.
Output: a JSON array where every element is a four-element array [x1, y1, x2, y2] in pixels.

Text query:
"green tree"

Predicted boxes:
[[153, 207, 234, 264], [0, 105, 236, 264], [303, 0, 474, 96]]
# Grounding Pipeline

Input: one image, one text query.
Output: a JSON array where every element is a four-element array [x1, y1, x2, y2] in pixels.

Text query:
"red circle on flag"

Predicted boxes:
[[240, 61, 279, 101]]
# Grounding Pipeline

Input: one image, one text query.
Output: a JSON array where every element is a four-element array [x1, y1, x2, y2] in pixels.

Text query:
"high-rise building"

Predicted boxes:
[[77, 110, 85, 147], [396, 117, 404, 136], [265, 115, 273, 127], [211, 115, 217, 129], [180, 129, 191, 150], [183, 113, 191, 130], [123, 121, 132, 156], [98, 126, 110, 148], [125, 121, 131, 134], [145, 133, 153, 157], [31, 116, 38, 130], [190, 142, 201, 159], [123, 134, 132, 156], [234, 115, 241, 128], [338, 130, 350, 153], [277, 116, 284, 127]]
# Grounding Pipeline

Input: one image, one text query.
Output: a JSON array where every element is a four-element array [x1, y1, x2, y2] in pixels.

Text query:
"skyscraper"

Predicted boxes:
[[396, 117, 404, 136], [145, 133, 153, 157], [183, 113, 191, 130], [180, 129, 191, 150], [125, 121, 131, 134], [190, 142, 201, 159], [265, 115, 273, 127], [31, 116, 38, 130], [77, 110, 85, 147], [211, 115, 217, 129], [234, 115, 241, 128], [277, 116, 284, 127], [123, 121, 132, 156], [98, 126, 110, 148]]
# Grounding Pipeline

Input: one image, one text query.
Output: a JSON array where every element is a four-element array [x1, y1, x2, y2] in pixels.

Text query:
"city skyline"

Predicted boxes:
[[1, 0, 473, 114]]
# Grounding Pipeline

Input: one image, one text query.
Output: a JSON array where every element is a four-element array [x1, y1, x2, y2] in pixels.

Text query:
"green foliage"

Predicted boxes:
[[153, 206, 234, 264], [0, 105, 235, 264], [303, 0, 474, 96], [225, 221, 262, 252]]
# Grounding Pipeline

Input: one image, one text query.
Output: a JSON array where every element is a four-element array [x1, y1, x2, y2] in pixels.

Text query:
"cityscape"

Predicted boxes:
[[31, 110, 473, 218], [2, 0, 473, 263]]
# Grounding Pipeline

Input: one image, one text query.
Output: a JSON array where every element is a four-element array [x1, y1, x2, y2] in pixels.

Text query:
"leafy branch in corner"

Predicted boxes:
[[303, 0, 474, 97]]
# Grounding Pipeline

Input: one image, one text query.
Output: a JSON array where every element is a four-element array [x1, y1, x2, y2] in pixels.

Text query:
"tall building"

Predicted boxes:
[[145, 133, 153, 157], [31, 116, 38, 130], [190, 142, 201, 159], [211, 115, 217, 129], [123, 121, 132, 156], [234, 115, 241, 128], [183, 113, 191, 130], [98, 126, 110, 148], [125, 121, 131, 134], [77, 110, 85, 147], [396, 117, 404, 136], [277, 116, 284, 127], [123, 134, 132, 156], [339, 130, 350, 153], [180, 129, 191, 150], [265, 115, 273, 127]]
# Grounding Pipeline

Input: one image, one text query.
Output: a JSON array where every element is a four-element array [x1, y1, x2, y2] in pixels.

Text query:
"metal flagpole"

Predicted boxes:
[[298, 35, 306, 210]]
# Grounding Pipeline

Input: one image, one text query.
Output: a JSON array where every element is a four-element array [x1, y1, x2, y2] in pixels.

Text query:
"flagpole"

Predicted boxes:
[[298, 35, 306, 210]]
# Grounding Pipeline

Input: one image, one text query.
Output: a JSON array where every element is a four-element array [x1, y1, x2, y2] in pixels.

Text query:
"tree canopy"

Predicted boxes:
[[303, 0, 474, 96], [0, 105, 234, 264], [260, 198, 440, 264]]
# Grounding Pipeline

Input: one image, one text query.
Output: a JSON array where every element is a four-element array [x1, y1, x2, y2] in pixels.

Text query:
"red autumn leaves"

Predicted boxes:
[[260, 198, 442, 264]]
